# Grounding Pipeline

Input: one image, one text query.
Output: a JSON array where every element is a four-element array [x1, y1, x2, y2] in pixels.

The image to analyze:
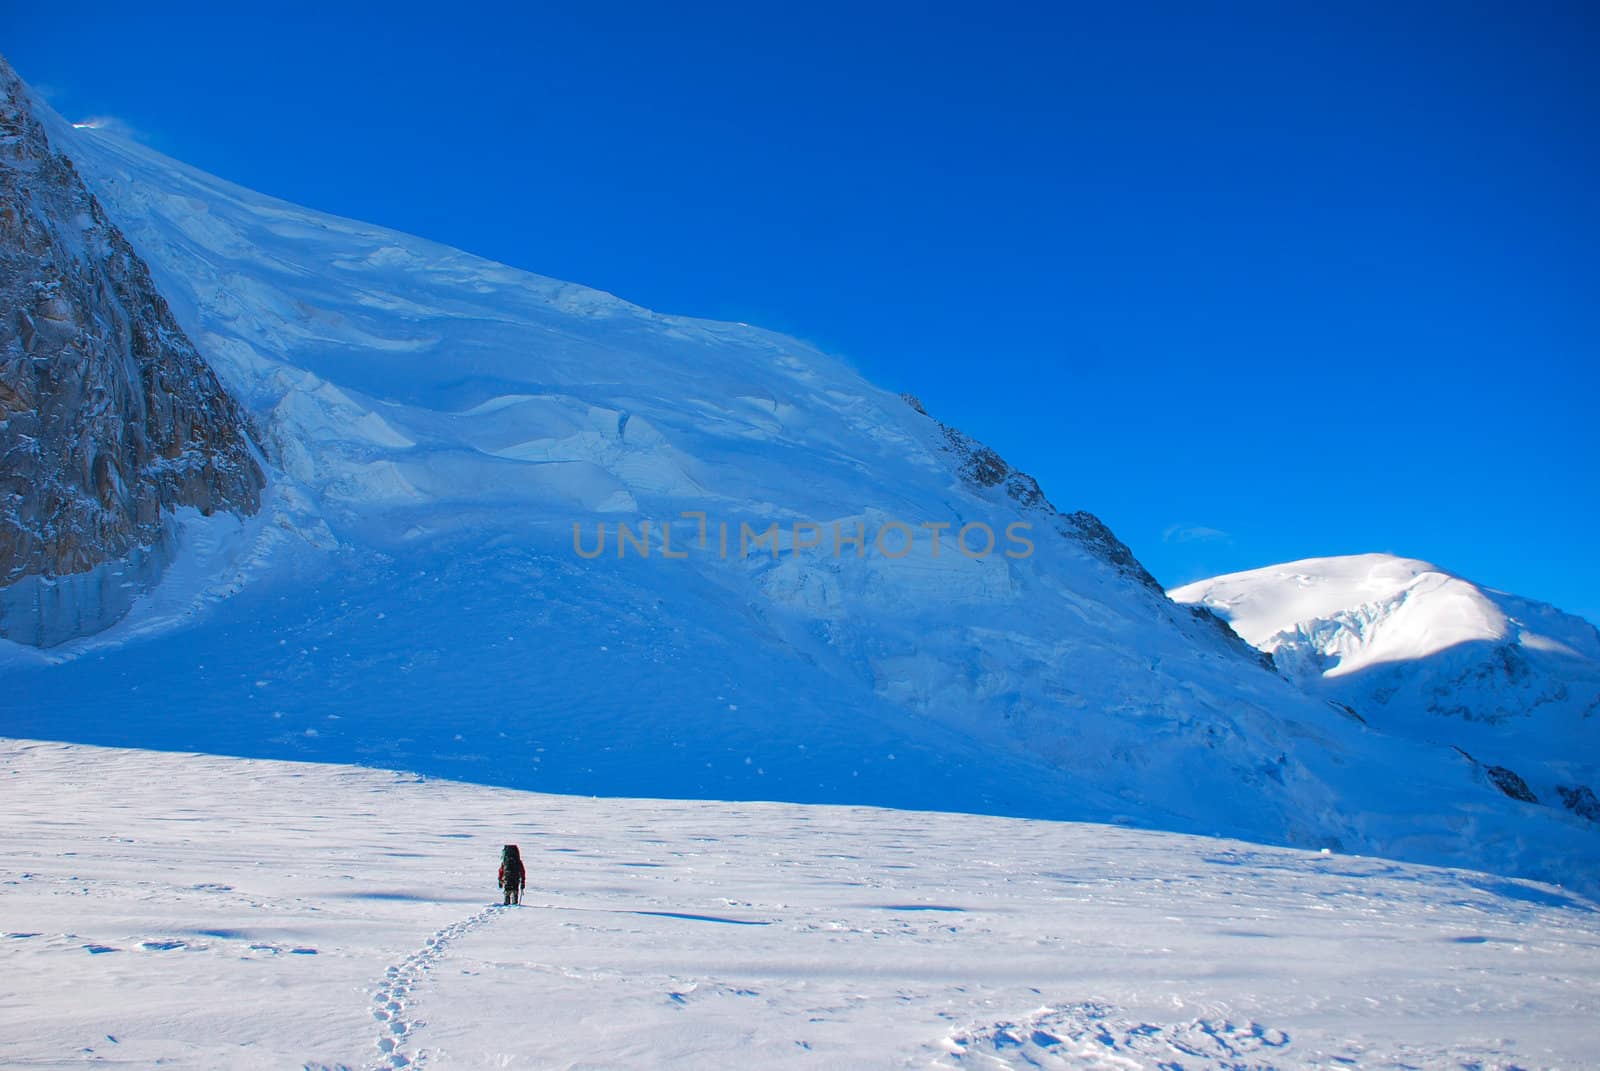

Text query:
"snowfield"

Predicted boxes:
[[4, 739, 1599, 1070]]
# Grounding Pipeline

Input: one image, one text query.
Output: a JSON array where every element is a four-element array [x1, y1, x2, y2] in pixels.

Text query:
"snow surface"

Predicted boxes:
[[5, 739, 1599, 1070], [3, 83, 1597, 896]]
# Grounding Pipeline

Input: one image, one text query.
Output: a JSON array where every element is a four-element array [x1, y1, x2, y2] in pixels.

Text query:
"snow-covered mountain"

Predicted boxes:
[[2, 60, 1596, 892], [1171, 554, 1600, 827]]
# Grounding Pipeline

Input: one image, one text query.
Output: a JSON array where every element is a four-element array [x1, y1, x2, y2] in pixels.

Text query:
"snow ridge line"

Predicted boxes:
[[366, 905, 501, 1070]]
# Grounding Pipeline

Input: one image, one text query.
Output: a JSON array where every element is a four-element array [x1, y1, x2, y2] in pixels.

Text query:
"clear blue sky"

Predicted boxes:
[[9, 3, 1597, 621]]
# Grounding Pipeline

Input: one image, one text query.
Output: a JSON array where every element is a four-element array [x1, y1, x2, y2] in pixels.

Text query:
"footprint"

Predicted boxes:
[[363, 905, 504, 1068], [944, 1003, 1294, 1069]]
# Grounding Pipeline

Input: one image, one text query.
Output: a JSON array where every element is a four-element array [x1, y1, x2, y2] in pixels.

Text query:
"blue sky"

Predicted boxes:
[[9, 3, 1597, 621]]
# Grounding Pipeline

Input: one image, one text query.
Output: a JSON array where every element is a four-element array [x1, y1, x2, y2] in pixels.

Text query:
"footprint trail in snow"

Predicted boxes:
[[368, 906, 501, 1069]]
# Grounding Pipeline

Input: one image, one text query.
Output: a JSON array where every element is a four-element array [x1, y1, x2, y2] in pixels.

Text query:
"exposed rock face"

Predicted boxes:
[[899, 391, 1272, 669], [0, 58, 263, 643], [1558, 784, 1599, 823], [901, 392, 1162, 590], [1448, 747, 1548, 808], [1485, 764, 1538, 804]]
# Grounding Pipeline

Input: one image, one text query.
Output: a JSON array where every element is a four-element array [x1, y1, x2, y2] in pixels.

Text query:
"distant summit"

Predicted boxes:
[[1173, 553, 1600, 826]]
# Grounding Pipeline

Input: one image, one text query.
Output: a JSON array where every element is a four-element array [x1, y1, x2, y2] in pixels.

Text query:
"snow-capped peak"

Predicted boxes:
[[1172, 554, 1600, 831], [1170, 553, 1599, 679]]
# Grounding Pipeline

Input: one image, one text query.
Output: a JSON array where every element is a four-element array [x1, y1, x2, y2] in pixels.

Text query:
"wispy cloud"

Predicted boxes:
[[69, 114, 144, 140], [15, 78, 148, 143], [1162, 523, 1231, 545]]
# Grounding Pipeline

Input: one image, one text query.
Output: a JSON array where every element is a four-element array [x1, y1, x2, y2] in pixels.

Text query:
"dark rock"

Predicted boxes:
[[1485, 765, 1538, 804], [939, 422, 1011, 489], [1328, 700, 1366, 726], [901, 394, 1164, 592], [1056, 511, 1163, 592], [0, 58, 263, 642], [1557, 785, 1600, 823]]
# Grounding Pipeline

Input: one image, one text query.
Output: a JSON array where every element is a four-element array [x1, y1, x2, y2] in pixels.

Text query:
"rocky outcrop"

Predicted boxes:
[[0, 57, 263, 643], [1057, 509, 1161, 591], [1327, 699, 1367, 725], [1558, 784, 1599, 824], [901, 392, 1163, 592], [1485, 764, 1538, 804], [899, 391, 1276, 669]]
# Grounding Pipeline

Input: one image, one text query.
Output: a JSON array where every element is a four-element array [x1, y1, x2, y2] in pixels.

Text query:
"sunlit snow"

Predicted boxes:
[[6, 740, 1597, 1070]]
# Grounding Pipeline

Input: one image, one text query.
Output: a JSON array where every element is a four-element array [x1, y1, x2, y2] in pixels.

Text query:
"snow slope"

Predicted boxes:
[[5, 739, 1599, 1070], [2, 70, 1596, 892], [1171, 554, 1600, 824]]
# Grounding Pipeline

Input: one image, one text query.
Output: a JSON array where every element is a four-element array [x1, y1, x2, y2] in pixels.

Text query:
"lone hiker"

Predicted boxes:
[[498, 844, 527, 906]]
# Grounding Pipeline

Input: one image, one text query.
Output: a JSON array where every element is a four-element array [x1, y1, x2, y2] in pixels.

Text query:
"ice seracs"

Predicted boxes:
[[1171, 554, 1594, 674], [1172, 553, 1600, 827]]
